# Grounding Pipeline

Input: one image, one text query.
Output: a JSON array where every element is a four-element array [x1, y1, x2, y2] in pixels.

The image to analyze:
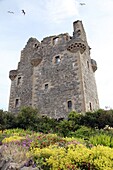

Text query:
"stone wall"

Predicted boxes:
[[9, 20, 99, 118]]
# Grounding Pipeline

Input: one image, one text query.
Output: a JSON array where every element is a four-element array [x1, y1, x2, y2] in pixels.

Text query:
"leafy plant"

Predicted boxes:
[[89, 134, 113, 147]]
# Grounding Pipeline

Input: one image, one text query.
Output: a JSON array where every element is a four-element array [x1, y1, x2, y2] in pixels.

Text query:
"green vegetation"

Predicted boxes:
[[1, 128, 113, 170], [1, 107, 113, 169]]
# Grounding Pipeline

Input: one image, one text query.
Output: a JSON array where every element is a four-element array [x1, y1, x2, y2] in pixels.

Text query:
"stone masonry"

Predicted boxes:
[[9, 20, 99, 118]]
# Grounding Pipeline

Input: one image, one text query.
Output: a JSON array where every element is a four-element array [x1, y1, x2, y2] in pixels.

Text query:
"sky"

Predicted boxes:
[[0, 0, 113, 111]]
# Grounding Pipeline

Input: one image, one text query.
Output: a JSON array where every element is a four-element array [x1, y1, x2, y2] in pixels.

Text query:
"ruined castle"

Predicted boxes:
[[9, 20, 99, 118]]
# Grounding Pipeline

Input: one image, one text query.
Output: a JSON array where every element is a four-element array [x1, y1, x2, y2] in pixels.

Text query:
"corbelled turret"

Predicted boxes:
[[67, 20, 87, 54]]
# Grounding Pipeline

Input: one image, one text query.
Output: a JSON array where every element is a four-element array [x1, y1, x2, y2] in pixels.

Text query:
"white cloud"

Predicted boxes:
[[43, 0, 79, 23]]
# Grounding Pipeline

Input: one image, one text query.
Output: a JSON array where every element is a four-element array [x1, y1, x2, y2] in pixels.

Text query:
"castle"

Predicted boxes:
[[8, 20, 99, 118]]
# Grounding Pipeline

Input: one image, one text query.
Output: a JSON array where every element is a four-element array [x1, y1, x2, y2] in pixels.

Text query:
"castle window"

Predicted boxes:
[[53, 37, 59, 45], [34, 43, 39, 49], [17, 77, 21, 85], [45, 84, 48, 90], [76, 29, 81, 37], [55, 56, 60, 64], [15, 99, 19, 107], [87, 61, 89, 69], [68, 100, 72, 109], [89, 102, 92, 111]]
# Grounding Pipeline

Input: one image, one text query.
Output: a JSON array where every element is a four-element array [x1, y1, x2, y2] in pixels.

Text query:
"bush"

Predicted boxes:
[[28, 143, 113, 170], [73, 126, 95, 139], [89, 134, 113, 147], [36, 116, 58, 134], [0, 110, 17, 130], [16, 106, 39, 130], [80, 109, 113, 129]]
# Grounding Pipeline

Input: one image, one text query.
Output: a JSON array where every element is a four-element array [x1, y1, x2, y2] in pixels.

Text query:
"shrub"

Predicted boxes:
[[28, 143, 113, 170], [16, 106, 39, 130], [89, 134, 113, 147], [80, 109, 113, 129], [74, 126, 95, 138], [2, 135, 25, 143]]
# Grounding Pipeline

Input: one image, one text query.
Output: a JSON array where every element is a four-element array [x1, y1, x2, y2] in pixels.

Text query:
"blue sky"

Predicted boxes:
[[0, 0, 113, 110]]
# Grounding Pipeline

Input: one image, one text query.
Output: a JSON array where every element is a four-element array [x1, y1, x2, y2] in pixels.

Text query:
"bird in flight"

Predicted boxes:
[[80, 3, 86, 5], [7, 11, 14, 14], [22, 9, 25, 15]]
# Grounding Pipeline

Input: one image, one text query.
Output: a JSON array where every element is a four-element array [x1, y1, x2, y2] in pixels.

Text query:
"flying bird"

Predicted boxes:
[[22, 9, 25, 15], [80, 3, 86, 5], [7, 11, 14, 14]]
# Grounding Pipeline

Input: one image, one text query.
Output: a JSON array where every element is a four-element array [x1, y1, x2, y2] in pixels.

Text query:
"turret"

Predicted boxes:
[[67, 20, 87, 54], [91, 59, 97, 72], [9, 70, 17, 81]]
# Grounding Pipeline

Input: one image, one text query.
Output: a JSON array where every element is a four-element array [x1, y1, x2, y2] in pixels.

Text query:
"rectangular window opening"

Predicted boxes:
[[15, 99, 19, 107], [87, 61, 89, 69], [17, 77, 21, 85], [68, 100, 72, 109], [55, 56, 60, 64], [53, 37, 59, 45], [89, 102, 92, 111], [45, 84, 48, 90]]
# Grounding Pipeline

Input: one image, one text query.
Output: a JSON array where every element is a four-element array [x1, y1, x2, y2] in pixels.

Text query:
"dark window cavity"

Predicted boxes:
[[17, 77, 21, 85], [45, 84, 48, 89], [89, 102, 92, 111], [68, 100, 72, 109], [55, 56, 61, 64], [53, 37, 59, 45], [15, 99, 19, 107], [87, 61, 89, 69], [34, 43, 39, 49]]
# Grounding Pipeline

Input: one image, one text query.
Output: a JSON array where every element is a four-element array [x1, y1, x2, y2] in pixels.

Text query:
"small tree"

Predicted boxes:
[[16, 106, 39, 130]]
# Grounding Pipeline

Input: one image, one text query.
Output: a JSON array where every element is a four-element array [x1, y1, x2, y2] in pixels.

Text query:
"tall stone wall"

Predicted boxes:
[[9, 20, 99, 118], [9, 38, 40, 113]]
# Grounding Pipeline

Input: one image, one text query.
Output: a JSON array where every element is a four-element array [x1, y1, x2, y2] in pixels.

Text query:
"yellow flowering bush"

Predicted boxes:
[[27, 144, 113, 170], [2, 135, 25, 143], [2, 128, 36, 136]]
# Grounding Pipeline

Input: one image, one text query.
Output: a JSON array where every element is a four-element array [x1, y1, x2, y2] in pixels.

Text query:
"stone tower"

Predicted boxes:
[[9, 20, 99, 118]]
